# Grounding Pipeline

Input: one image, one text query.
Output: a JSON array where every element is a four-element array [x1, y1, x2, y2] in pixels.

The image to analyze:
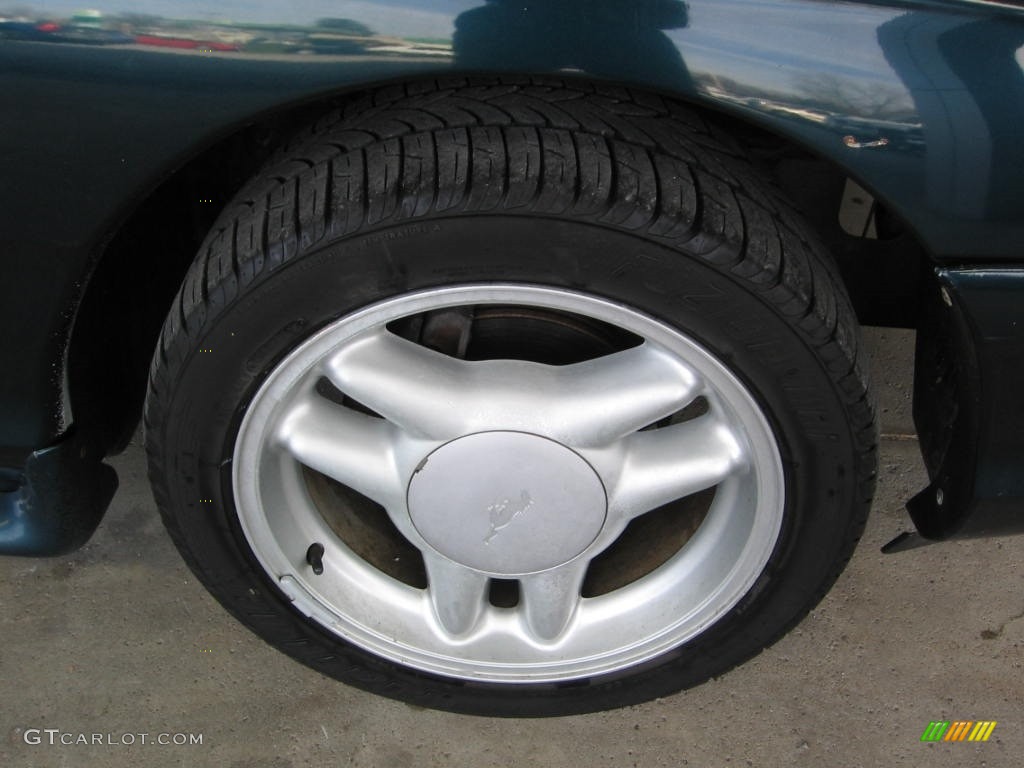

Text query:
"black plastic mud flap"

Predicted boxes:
[[0, 427, 117, 556]]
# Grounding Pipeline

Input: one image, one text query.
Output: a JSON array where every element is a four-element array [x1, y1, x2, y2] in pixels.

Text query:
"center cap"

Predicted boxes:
[[407, 432, 607, 576]]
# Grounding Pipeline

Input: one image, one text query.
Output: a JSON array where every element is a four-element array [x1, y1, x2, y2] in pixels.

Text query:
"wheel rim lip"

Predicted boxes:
[[232, 284, 785, 683]]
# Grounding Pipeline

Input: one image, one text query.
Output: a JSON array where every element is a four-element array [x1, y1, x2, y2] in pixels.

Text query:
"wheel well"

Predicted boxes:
[[67, 76, 927, 456], [711, 110, 928, 329], [66, 103, 329, 454]]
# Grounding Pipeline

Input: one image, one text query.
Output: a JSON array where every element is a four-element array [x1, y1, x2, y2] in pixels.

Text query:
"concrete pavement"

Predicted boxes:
[[1, 328, 1021, 768]]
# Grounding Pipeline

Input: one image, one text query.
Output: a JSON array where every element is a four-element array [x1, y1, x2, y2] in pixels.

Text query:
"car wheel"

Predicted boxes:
[[145, 79, 876, 716]]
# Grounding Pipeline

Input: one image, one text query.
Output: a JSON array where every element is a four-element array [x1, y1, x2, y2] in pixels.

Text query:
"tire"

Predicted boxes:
[[145, 78, 877, 716]]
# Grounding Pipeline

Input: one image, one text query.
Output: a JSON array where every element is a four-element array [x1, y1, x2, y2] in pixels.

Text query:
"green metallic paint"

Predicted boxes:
[[2, 0, 1023, 551]]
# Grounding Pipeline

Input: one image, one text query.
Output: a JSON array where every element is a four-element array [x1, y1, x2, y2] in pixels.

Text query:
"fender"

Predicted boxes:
[[1, 0, 1022, 551]]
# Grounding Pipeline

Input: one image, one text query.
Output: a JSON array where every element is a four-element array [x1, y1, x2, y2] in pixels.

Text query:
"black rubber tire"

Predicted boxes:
[[145, 77, 877, 717]]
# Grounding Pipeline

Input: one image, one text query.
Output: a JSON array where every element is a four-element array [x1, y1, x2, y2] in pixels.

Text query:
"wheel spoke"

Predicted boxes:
[[519, 562, 588, 642], [325, 328, 471, 439], [608, 415, 746, 521], [546, 342, 702, 446], [423, 553, 489, 636], [276, 394, 401, 507], [326, 332, 700, 444]]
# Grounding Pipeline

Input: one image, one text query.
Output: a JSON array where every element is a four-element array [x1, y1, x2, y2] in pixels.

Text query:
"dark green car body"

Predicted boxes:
[[1, 0, 1022, 554]]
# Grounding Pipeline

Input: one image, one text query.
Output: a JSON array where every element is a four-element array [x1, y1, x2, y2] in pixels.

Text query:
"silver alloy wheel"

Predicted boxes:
[[233, 284, 785, 682]]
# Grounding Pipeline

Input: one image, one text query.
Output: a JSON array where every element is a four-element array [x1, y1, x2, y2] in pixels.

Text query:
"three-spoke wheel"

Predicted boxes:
[[234, 286, 784, 680], [146, 80, 875, 715]]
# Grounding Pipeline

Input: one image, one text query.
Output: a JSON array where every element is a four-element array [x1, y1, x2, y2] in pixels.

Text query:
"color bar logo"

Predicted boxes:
[[921, 721, 997, 742]]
